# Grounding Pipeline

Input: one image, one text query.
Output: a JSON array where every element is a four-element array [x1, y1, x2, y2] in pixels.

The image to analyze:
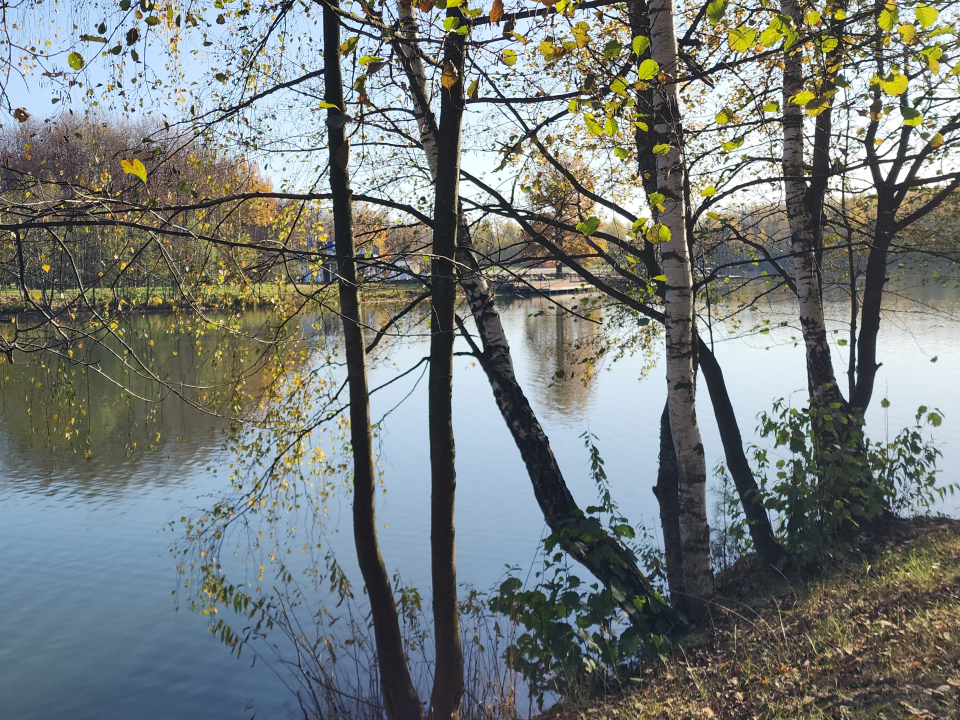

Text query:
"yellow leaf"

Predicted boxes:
[[441, 60, 459, 89], [898, 24, 917, 44], [880, 72, 908, 96], [489, 0, 503, 24], [42, 264, 51, 272], [120, 158, 147, 183], [930, 132, 945, 148], [502, 48, 517, 65]]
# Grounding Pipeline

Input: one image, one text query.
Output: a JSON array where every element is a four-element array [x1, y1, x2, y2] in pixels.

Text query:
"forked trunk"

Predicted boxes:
[[649, 0, 714, 620]]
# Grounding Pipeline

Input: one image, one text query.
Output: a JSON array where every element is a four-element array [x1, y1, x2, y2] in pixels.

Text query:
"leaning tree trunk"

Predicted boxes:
[[393, 1, 678, 632], [649, 0, 714, 621], [427, 12, 467, 720], [321, 4, 423, 719], [698, 341, 783, 566]]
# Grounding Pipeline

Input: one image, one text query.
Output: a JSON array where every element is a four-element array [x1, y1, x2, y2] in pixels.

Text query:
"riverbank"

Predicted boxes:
[[562, 517, 960, 720], [0, 274, 600, 319], [0, 282, 426, 318]]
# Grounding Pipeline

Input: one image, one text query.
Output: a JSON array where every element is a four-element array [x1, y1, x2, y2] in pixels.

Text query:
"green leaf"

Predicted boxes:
[[728, 26, 758, 53], [652, 143, 671, 155], [915, 4, 938, 29], [577, 216, 601, 236], [339, 37, 358, 55], [816, 34, 838, 53], [603, 40, 622, 58], [318, 101, 338, 109], [878, 8, 898, 30], [649, 191, 665, 206], [614, 146, 630, 159], [80, 34, 108, 43], [443, 16, 460, 30], [603, 117, 618, 136], [610, 76, 628, 96], [584, 113, 604, 135], [67, 52, 85, 70], [722, 135, 745, 151], [901, 106, 923, 126], [763, 100, 780, 112], [715, 108, 733, 124], [632, 36, 650, 55], [657, 224, 671, 242], [759, 26, 782, 46], [652, 274, 667, 282], [707, 0, 728, 24], [144, 15, 159, 26], [700, 186, 718, 196], [790, 90, 816, 105], [637, 58, 660, 80], [358, 55, 384, 65]]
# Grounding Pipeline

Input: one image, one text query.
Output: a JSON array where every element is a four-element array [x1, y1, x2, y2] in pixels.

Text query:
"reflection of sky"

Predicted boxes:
[[2, 291, 959, 718]]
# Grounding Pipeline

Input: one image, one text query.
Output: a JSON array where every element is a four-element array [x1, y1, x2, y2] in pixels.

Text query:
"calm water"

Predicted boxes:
[[2, 287, 958, 719]]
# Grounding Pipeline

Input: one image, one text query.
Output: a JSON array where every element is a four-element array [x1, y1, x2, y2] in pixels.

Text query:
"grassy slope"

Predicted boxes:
[[578, 519, 960, 720]]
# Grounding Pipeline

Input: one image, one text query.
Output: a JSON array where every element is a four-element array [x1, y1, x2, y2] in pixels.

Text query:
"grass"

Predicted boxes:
[[560, 518, 960, 720]]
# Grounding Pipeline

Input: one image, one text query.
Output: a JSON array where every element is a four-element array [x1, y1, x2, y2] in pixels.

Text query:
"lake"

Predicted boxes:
[[2, 284, 958, 719]]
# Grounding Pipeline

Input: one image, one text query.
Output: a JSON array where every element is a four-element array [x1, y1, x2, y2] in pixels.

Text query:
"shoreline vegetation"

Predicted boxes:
[[556, 518, 960, 720], [0, 274, 602, 319]]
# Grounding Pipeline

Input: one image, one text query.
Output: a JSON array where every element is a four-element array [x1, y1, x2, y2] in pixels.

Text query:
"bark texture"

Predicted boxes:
[[781, 0, 844, 406], [322, 5, 423, 718], [649, 0, 714, 619], [427, 15, 466, 720], [653, 402, 685, 608]]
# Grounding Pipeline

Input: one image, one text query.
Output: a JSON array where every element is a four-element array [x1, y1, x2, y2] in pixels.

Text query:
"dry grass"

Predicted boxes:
[[554, 518, 960, 720]]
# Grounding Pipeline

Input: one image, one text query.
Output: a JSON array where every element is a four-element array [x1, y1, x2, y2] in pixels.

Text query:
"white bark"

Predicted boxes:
[[396, 1, 440, 181], [649, 0, 714, 615], [781, 0, 843, 404]]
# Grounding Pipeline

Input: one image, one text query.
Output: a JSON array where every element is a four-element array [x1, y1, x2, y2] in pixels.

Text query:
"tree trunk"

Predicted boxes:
[[781, 0, 844, 406], [698, 340, 783, 566], [322, 5, 423, 719], [427, 13, 466, 720], [653, 402, 685, 608], [394, 1, 678, 632], [650, 0, 714, 621], [850, 205, 895, 411]]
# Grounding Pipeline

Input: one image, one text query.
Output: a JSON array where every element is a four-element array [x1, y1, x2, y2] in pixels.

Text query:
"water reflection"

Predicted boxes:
[[0, 309, 323, 498], [520, 303, 600, 421]]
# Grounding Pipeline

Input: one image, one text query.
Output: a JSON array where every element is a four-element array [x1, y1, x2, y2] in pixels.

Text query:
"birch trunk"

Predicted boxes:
[[781, 0, 844, 406], [427, 13, 466, 720], [322, 4, 423, 718], [649, 0, 713, 619], [627, 0, 781, 570], [653, 402, 685, 607], [394, 2, 678, 630]]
